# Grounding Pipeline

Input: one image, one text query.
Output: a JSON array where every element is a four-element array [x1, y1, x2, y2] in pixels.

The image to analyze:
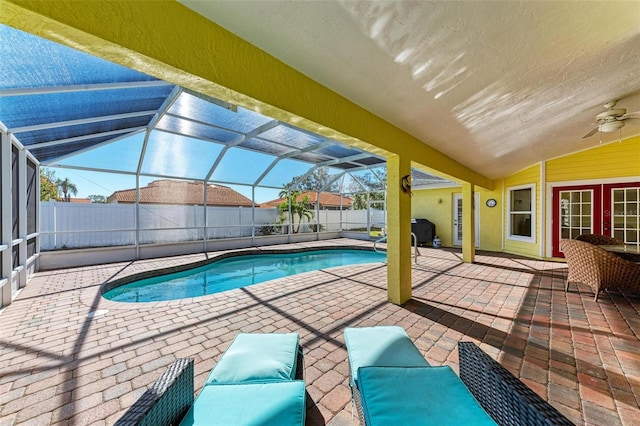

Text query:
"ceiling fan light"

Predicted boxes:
[[599, 120, 625, 133], [596, 108, 626, 120]]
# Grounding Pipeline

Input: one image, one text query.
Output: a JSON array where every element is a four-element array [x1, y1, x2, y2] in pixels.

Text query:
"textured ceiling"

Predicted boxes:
[[180, 1, 640, 180]]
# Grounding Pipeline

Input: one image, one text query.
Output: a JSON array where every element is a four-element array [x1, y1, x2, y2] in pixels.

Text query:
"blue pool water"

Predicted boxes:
[[103, 249, 386, 303]]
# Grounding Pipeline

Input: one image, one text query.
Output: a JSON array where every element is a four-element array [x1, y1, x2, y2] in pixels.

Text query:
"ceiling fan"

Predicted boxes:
[[582, 100, 640, 139]]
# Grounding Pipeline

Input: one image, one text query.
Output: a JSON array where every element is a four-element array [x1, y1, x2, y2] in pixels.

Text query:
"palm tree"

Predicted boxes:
[[277, 190, 314, 233], [56, 178, 78, 202]]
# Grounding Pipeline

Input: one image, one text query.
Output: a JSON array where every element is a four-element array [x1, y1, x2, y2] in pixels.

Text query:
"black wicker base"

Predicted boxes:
[[115, 358, 194, 426]]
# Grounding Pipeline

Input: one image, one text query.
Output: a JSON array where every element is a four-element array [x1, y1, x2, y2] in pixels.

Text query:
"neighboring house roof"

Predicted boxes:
[[107, 180, 257, 207], [67, 198, 92, 204], [261, 192, 353, 209]]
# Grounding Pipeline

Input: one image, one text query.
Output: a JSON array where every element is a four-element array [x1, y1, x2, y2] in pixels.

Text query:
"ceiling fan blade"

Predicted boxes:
[[624, 117, 640, 125], [582, 127, 599, 139], [621, 110, 640, 119]]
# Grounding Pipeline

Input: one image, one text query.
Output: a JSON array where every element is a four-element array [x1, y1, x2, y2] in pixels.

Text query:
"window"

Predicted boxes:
[[508, 184, 535, 242]]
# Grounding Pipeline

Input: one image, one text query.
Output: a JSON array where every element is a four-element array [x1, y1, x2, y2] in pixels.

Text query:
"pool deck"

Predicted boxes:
[[1, 238, 639, 425]]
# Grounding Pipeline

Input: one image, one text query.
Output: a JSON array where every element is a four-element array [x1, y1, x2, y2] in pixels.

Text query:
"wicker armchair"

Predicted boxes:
[[560, 239, 640, 301], [575, 233, 623, 245]]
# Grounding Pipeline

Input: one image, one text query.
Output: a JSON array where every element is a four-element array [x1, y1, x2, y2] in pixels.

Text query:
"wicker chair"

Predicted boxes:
[[560, 239, 640, 301], [575, 233, 623, 246]]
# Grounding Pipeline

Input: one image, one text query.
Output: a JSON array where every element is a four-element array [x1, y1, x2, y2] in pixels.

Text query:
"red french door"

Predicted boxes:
[[552, 182, 640, 257]]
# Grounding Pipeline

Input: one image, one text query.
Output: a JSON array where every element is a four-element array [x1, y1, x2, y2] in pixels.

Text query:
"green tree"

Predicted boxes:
[[56, 177, 78, 202], [40, 169, 59, 201], [88, 194, 107, 203], [285, 167, 339, 192], [349, 169, 386, 210], [277, 189, 314, 233]]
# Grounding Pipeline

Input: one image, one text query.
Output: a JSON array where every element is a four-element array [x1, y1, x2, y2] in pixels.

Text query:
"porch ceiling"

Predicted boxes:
[[182, 1, 640, 180]]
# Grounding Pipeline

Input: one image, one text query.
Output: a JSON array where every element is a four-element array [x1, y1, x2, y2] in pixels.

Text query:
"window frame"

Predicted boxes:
[[507, 183, 536, 243]]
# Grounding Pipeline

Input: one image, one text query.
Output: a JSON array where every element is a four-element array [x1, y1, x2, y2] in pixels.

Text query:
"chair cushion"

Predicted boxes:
[[206, 333, 299, 384], [358, 366, 497, 426], [344, 326, 429, 385], [179, 380, 306, 426]]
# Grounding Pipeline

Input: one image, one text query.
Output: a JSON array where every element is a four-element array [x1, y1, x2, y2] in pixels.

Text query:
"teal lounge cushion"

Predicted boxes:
[[344, 326, 429, 385], [179, 380, 306, 426], [206, 333, 299, 384], [358, 366, 497, 426]]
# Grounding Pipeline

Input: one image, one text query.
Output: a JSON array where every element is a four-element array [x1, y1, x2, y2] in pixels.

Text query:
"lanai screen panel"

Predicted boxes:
[[0, 25, 159, 89]]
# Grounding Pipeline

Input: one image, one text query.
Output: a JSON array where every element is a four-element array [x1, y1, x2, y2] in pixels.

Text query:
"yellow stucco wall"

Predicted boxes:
[[547, 135, 640, 182], [503, 164, 541, 258], [412, 185, 502, 251], [412, 187, 457, 247]]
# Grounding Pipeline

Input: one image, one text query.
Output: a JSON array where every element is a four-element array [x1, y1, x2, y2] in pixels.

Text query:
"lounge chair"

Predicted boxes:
[[344, 326, 571, 426], [561, 238, 640, 301], [575, 233, 623, 246], [115, 333, 305, 426]]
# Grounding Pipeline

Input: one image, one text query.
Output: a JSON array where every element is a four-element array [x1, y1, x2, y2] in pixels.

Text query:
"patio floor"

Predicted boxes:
[[1, 238, 639, 425]]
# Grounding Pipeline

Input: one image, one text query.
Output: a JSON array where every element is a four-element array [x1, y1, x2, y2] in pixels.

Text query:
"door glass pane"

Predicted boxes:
[[559, 190, 593, 241], [456, 198, 463, 241], [611, 188, 640, 245]]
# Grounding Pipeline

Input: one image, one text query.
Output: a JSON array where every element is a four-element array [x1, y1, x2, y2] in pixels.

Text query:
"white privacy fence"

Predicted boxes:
[[39, 201, 381, 250]]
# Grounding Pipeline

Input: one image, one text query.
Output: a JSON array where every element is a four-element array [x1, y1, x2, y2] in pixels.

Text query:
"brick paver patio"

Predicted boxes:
[[1, 238, 638, 425]]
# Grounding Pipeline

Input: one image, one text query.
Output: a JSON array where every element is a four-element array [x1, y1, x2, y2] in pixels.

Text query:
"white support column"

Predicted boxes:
[[18, 149, 27, 287], [203, 181, 208, 252], [34, 157, 41, 267], [1, 132, 12, 306], [135, 174, 140, 259], [251, 186, 256, 246], [287, 188, 292, 243], [315, 189, 320, 240]]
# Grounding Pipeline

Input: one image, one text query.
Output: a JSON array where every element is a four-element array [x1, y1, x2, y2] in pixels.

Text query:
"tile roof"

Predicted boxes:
[[260, 191, 352, 209], [107, 180, 257, 207], [67, 198, 92, 204]]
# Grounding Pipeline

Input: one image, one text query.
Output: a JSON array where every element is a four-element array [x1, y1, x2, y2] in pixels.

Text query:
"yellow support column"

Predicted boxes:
[[462, 182, 475, 263], [386, 155, 412, 304]]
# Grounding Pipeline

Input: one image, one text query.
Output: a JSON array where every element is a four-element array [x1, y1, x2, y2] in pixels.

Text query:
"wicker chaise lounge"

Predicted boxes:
[[116, 333, 305, 426], [561, 239, 640, 301], [575, 233, 623, 246], [344, 326, 571, 426]]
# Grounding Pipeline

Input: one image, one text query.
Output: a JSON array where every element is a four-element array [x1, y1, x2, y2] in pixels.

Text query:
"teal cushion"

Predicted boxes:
[[206, 333, 299, 384], [344, 326, 429, 385], [358, 366, 497, 426], [179, 380, 306, 426]]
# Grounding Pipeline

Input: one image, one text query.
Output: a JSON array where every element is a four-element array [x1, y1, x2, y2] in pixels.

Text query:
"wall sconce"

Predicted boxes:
[[401, 175, 412, 197]]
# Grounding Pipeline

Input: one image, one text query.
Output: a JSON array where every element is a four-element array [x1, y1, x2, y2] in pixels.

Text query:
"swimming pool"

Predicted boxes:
[[102, 248, 386, 303]]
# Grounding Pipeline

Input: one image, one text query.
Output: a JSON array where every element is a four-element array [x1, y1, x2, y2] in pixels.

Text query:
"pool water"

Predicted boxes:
[[103, 249, 386, 303]]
